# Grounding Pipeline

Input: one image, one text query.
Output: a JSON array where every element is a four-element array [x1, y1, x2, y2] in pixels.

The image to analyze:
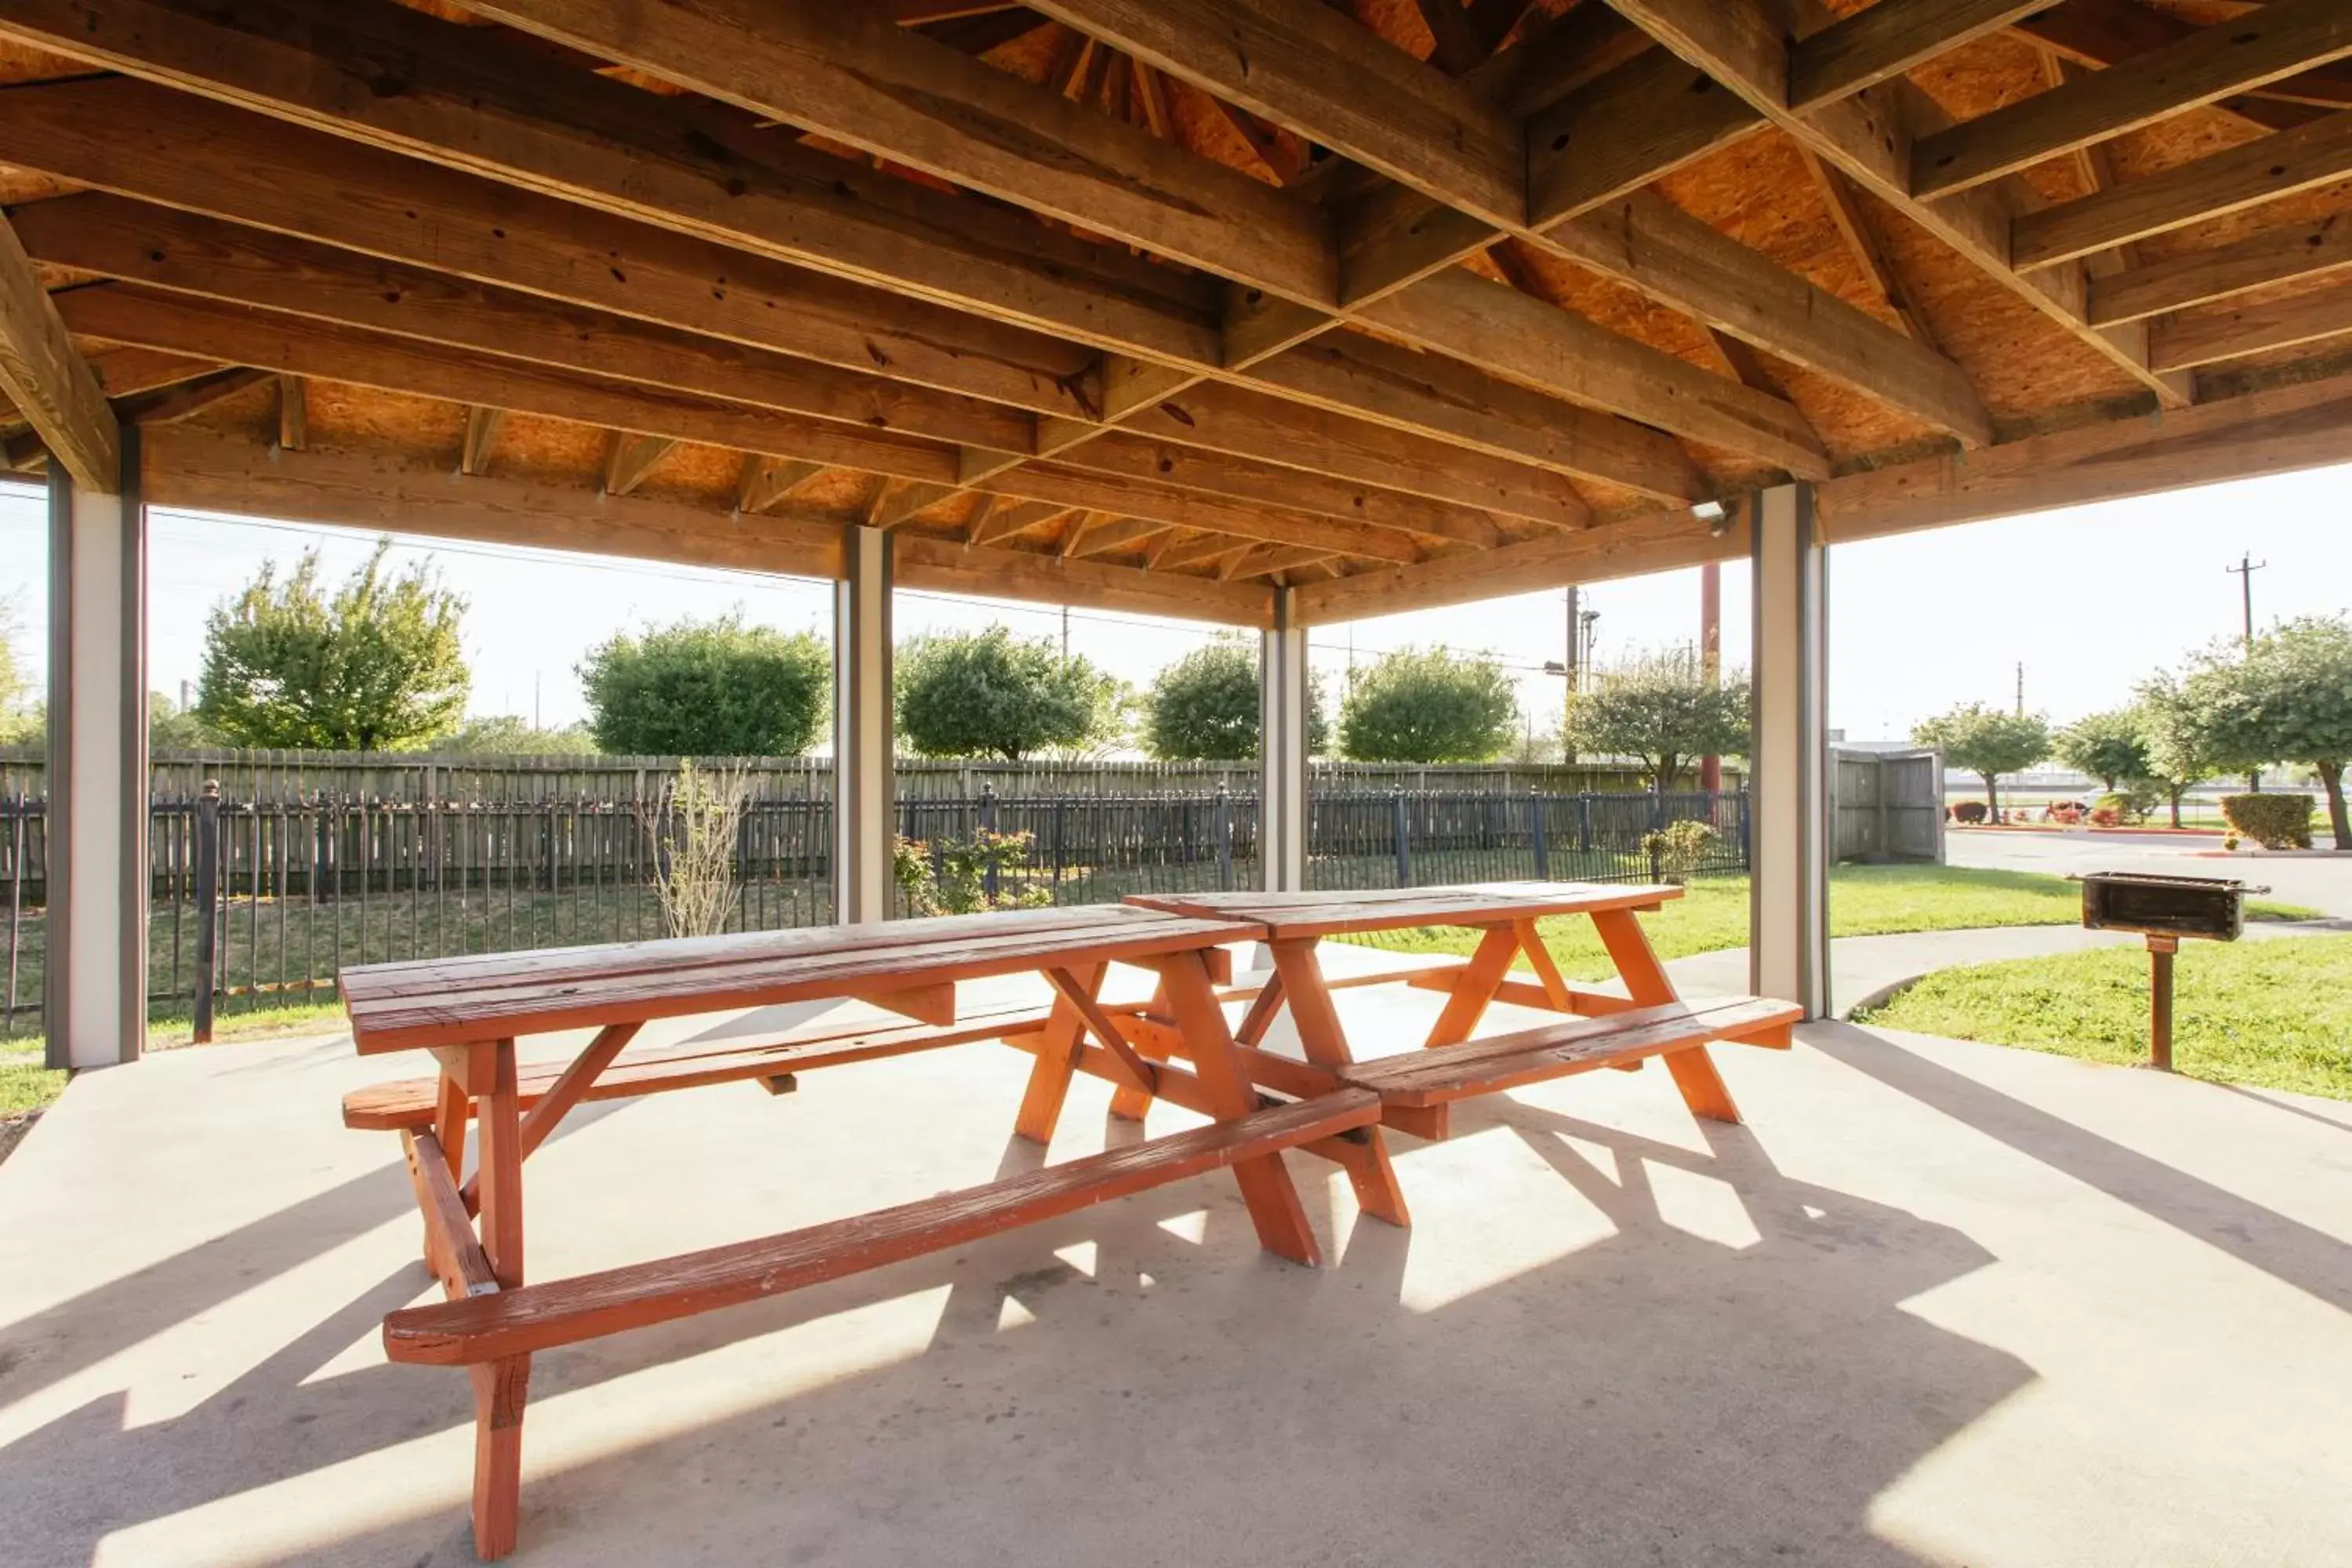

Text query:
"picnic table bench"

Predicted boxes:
[[338, 903, 1370, 1559]]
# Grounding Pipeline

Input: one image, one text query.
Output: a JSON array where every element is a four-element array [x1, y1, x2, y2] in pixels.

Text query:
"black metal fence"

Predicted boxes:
[[0, 785, 1746, 1038]]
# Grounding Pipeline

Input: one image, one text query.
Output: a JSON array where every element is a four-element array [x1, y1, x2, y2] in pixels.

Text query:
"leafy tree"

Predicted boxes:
[[2054, 707, 2151, 792], [579, 615, 829, 756], [437, 714, 600, 755], [1563, 645, 1750, 790], [1912, 702, 2051, 820], [0, 595, 36, 746], [2134, 676, 2221, 829], [197, 539, 469, 751], [895, 626, 1120, 760], [2175, 616, 2352, 850], [1139, 637, 1329, 760], [148, 691, 220, 750], [1338, 645, 1516, 764]]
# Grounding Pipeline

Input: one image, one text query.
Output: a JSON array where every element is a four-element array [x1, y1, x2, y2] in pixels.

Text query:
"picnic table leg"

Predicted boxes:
[[1158, 950, 1321, 1267], [426, 1073, 470, 1266], [1269, 941, 1409, 1227], [1013, 961, 1109, 1144], [1107, 978, 1169, 1123], [470, 1040, 531, 1559], [1423, 924, 1521, 1047], [1589, 909, 1741, 1125]]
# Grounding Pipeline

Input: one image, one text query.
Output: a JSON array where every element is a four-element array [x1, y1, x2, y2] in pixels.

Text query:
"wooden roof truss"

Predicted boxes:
[[0, 0, 2350, 625]]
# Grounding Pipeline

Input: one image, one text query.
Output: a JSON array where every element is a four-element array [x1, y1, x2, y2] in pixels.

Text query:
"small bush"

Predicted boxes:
[[1951, 800, 1988, 825], [1639, 818, 1719, 882], [893, 829, 1053, 916], [2092, 790, 2153, 826], [2221, 793, 2314, 850]]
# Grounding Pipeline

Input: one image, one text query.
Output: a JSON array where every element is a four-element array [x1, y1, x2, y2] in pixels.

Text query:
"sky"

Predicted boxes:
[[2, 460, 2349, 746]]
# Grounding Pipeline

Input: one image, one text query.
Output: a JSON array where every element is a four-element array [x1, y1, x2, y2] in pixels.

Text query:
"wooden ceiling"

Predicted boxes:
[[4, 0, 2352, 626]]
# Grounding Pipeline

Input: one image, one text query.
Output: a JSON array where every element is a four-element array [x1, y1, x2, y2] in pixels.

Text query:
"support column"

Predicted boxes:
[[1748, 482, 1830, 1019], [832, 524, 892, 924], [45, 425, 146, 1069], [1260, 587, 1308, 893]]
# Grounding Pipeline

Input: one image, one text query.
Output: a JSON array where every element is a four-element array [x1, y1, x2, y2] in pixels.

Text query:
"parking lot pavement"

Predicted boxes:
[[1945, 829, 2352, 918]]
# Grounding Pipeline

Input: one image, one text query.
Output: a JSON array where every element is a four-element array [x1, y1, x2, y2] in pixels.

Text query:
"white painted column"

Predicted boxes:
[[1260, 587, 1308, 892], [45, 425, 146, 1069], [832, 524, 893, 924], [1748, 482, 1830, 1018]]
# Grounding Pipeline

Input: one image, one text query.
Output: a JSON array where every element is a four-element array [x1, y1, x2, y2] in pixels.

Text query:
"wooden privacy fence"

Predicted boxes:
[[0, 748, 1735, 805], [0, 785, 1747, 1036], [1830, 747, 1946, 864]]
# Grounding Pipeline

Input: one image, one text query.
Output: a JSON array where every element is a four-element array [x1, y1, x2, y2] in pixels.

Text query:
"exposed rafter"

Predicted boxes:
[[0, 212, 118, 490]]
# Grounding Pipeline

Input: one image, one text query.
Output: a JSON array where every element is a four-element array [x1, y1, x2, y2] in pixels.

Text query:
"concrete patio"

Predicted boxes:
[[3, 967, 2349, 1568]]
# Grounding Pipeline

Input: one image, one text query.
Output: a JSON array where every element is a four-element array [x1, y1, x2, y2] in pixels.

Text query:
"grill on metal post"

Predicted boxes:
[[2074, 873, 2266, 1072]]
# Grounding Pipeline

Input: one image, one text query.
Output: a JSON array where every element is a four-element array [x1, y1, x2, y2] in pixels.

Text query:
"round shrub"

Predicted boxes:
[[2220, 793, 2314, 850]]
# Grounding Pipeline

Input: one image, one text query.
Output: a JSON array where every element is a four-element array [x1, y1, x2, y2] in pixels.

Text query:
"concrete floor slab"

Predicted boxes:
[[3, 972, 2349, 1567]]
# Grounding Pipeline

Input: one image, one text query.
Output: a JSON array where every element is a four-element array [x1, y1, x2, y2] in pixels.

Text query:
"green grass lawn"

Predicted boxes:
[[1343, 864, 2318, 982], [1856, 935, 2352, 1102]]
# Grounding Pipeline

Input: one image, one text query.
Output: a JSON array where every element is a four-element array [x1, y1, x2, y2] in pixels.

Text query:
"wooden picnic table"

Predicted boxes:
[[338, 902, 1381, 1559], [1126, 884, 1799, 1226]]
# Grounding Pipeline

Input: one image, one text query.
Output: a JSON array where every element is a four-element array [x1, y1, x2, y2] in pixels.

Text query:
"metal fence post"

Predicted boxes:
[[1216, 786, 1234, 891], [193, 779, 220, 1044], [1577, 792, 1594, 853], [1392, 791, 1412, 887], [1530, 788, 1548, 878], [979, 782, 1000, 903]]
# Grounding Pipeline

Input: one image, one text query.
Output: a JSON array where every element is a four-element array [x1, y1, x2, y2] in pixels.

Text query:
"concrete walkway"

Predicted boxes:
[[4, 978, 2350, 1567]]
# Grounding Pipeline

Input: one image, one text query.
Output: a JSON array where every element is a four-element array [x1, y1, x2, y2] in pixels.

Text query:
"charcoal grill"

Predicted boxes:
[[2074, 872, 2267, 1072]]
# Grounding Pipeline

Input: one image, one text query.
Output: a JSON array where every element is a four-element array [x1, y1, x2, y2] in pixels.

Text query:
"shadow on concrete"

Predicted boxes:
[[1810, 1022, 2352, 1315], [5, 1092, 2024, 1566], [0, 1098, 631, 1417]]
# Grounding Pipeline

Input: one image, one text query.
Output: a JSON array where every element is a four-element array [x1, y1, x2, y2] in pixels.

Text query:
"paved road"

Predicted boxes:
[[1946, 827, 2352, 917]]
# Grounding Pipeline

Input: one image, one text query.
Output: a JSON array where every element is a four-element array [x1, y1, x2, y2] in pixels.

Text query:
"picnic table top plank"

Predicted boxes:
[[1125, 881, 1680, 938], [343, 904, 1258, 1054]]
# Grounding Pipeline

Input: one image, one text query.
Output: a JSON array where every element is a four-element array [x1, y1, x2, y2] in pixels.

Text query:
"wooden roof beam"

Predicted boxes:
[[277, 374, 308, 452], [1913, 0, 2352, 199], [2148, 286, 2352, 373], [1025, 0, 1523, 227], [967, 499, 1073, 546], [1031, 2, 1984, 449], [0, 78, 1111, 426], [737, 454, 824, 514], [1062, 514, 1169, 558], [0, 215, 118, 491], [462, 405, 505, 477], [455, 0, 1335, 305], [0, 1, 1224, 371], [122, 366, 273, 426], [603, 431, 677, 495], [2016, 0, 2352, 129], [1790, 0, 2060, 111], [2013, 109, 2352, 271], [2090, 216, 2352, 326], [1603, 0, 2188, 408]]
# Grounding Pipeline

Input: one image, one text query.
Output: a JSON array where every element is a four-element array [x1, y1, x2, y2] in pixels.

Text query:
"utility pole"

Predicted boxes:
[[2227, 552, 2266, 652], [2228, 553, 2267, 789], [2014, 661, 2024, 717], [1059, 604, 1069, 662], [1698, 563, 1722, 793]]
